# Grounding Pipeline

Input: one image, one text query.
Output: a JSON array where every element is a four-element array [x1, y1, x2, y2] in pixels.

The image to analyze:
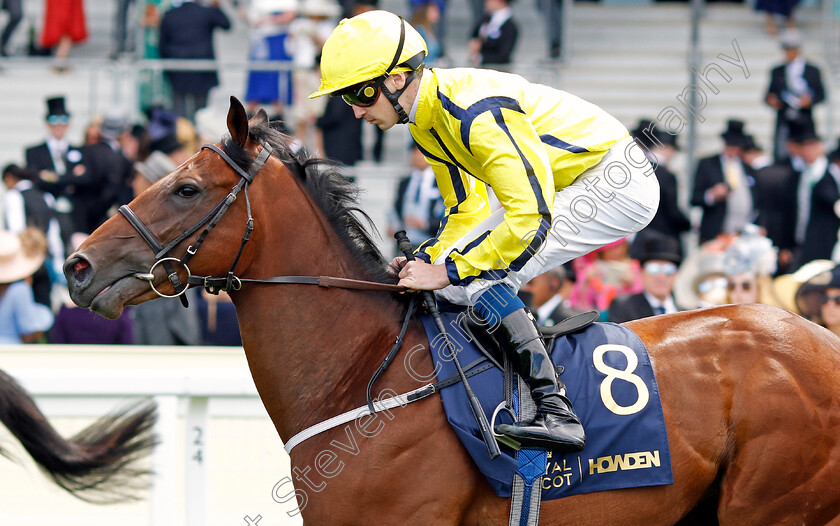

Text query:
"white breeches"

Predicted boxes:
[[434, 137, 660, 306]]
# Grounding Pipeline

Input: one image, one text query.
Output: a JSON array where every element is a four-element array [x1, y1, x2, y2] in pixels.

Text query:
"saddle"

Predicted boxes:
[[418, 305, 673, 501], [459, 310, 600, 377]]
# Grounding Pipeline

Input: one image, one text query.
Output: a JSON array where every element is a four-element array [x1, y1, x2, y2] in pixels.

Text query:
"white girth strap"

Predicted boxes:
[[283, 383, 435, 454]]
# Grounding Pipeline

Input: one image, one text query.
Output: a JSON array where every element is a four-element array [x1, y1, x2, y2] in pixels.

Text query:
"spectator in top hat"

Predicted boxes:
[[608, 233, 684, 323], [25, 96, 85, 238], [765, 29, 824, 163], [521, 264, 581, 327], [629, 119, 690, 261], [691, 119, 757, 243], [26, 97, 76, 181], [795, 134, 837, 268], [749, 118, 811, 274]]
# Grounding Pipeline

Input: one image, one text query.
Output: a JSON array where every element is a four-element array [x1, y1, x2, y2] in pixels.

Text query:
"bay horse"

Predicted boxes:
[[65, 96, 840, 524], [0, 368, 156, 503]]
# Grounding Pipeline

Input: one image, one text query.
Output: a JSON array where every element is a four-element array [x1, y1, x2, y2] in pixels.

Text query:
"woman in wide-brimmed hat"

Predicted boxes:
[[793, 263, 840, 336], [0, 228, 54, 343], [674, 238, 729, 309], [773, 259, 834, 312]]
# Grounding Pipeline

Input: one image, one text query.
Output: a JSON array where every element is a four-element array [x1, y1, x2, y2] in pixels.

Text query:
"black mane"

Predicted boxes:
[[221, 121, 398, 285]]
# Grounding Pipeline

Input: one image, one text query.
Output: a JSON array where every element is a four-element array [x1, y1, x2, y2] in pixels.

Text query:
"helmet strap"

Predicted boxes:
[[381, 69, 418, 125], [380, 18, 425, 125]]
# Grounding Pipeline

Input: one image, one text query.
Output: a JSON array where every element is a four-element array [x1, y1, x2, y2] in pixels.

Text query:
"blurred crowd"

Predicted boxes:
[[2, 0, 840, 346], [0, 94, 243, 346]]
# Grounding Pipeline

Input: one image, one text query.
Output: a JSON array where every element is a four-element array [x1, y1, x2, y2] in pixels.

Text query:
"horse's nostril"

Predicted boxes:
[[66, 255, 92, 287], [73, 259, 89, 274]]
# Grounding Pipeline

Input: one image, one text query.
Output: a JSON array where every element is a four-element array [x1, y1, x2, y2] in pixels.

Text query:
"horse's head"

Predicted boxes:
[[64, 96, 278, 319]]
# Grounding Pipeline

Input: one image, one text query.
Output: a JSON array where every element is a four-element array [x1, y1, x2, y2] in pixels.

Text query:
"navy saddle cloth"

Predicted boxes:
[[419, 304, 673, 500]]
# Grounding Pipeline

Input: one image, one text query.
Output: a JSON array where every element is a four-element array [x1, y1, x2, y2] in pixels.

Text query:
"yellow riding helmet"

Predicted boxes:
[[310, 10, 427, 99]]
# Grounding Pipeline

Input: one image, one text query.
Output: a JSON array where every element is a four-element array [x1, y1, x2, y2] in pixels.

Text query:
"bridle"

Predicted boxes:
[[121, 139, 425, 450], [119, 141, 404, 307]]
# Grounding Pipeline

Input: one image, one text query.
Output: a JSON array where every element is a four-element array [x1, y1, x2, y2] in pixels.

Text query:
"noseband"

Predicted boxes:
[[119, 141, 403, 306]]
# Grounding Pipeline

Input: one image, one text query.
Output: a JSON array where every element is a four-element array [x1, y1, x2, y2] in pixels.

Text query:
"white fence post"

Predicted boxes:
[[186, 397, 210, 526], [151, 395, 179, 526]]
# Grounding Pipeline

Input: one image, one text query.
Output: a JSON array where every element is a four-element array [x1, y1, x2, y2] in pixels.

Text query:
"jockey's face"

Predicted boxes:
[[350, 88, 399, 130], [348, 74, 411, 131]]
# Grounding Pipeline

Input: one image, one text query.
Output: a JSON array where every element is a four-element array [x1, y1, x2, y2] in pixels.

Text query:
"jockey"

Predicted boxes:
[[311, 10, 660, 452]]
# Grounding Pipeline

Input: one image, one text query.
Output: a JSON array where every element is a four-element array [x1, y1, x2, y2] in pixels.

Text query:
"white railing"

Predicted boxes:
[[0, 345, 302, 526]]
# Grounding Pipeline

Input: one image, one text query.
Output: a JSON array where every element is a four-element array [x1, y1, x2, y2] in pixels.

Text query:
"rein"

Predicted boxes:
[[119, 141, 406, 300], [122, 139, 424, 453]]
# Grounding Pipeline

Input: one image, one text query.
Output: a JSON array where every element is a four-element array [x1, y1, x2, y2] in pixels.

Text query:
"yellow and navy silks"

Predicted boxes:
[[410, 68, 629, 286]]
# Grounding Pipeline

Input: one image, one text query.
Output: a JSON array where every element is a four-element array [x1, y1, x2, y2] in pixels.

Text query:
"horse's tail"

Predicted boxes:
[[0, 369, 157, 503]]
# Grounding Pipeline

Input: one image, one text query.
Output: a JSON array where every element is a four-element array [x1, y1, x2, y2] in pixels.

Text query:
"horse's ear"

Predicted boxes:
[[250, 109, 268, 126], [227, 96, 249, 148]]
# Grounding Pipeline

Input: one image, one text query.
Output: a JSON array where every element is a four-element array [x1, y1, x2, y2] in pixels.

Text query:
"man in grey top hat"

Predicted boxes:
[[691, 119, 757, 243]]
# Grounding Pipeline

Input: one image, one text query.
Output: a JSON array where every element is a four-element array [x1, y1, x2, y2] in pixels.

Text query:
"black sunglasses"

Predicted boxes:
[[339, 77, 385, 107], [820, 294, 840, 306]]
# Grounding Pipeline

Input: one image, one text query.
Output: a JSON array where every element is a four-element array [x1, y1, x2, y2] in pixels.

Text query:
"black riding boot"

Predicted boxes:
[[493, 308, 586, 452]]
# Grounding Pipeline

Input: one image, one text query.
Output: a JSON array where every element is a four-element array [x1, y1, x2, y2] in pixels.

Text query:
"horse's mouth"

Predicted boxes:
[[87, 275, 154, 319]]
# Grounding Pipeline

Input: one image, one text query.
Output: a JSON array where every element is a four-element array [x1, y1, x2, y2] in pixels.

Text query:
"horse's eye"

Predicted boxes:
[[176, 185, 199, 198]]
